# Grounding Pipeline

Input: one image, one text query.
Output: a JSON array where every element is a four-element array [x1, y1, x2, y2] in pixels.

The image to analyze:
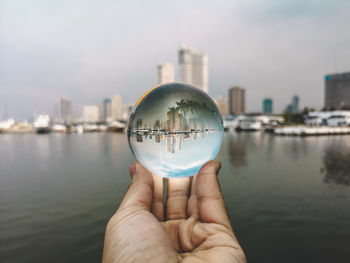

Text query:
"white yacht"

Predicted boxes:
[[34, 115, 52, 134], [52, 124, 67, 133], [236, 117, 262, 132]]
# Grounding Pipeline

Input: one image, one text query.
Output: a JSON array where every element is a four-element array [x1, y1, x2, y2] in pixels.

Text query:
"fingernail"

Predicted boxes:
[[129, 163, 136, 178]]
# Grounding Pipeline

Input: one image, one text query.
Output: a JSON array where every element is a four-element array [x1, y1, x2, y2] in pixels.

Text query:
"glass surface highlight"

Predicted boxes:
[[127, 83, 223, 178]]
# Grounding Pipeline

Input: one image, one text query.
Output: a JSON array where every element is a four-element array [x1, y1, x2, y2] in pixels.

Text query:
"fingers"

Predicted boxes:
[[151, 174, 164, 221], [187, 175, 199, 218], [196, 160, 232, 230], [166, 177, 191, 220], [119, 162, 154, 211]]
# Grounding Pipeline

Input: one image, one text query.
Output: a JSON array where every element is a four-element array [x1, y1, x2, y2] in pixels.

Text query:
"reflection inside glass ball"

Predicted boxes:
[[127, 83, 223, 178]]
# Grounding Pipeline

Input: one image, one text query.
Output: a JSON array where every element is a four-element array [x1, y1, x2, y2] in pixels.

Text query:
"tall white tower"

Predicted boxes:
[[157, 63, 175, 84], [178, 44, 208, 93]]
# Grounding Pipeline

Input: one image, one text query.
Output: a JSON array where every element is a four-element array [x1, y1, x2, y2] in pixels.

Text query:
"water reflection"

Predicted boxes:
[[322, 143, 350, 185], [227, 132, 247, 167], [130, 130, 213, 153], [280, 137, 309, 162]]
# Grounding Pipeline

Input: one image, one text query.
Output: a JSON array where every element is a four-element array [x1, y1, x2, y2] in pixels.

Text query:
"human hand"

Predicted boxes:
[[102, 161, 246, 263]]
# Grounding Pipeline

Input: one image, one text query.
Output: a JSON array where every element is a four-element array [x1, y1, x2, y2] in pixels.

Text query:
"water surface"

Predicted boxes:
[[0, 133, 350, 263]]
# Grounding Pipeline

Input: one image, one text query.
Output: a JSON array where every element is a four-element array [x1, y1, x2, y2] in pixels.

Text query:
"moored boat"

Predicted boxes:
[[107, 121, 125, 132], [34, 115, 52, 134]]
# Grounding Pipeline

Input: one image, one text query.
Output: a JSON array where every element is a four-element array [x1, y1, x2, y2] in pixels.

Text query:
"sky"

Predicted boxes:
[[1, 0, 350, 120]]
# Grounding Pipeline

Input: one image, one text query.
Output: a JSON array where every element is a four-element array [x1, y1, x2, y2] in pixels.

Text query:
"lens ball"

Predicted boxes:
[[127, 83, 223, 178]]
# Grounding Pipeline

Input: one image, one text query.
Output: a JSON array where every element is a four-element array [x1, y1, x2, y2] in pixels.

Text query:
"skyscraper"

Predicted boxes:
[[58, 96, 72, 123], [285, 95, 299, 113], [228, 87, 245, 115], [178, 44, 208, 93], [325, 72, 350, 109], [111, 95, 123, 120], [263, 98, 273, 113], [291, 95, 299, 113], [101, 98, 111, 122], [83, 105, 100, 123], [158, 63, 174, 84]]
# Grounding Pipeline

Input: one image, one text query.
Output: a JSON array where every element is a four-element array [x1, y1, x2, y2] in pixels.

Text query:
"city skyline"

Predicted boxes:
[[1, 0, 350, 119]]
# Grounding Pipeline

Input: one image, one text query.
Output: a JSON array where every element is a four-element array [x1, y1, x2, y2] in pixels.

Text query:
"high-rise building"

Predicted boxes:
[[214, 96, 228, 116], [285, 95, 300, 113], [111, 95, 123, 120], [325, 72, 350, 109], [158, 63, 175, 84], [291, 95, 299, 113], [58, 96, 72, 123], [83, 105, 100, 123], [228, 87, 245, 115], [263, 98, 273, 113], [178, 44, 208, 93], [101, 98, 111, 122]]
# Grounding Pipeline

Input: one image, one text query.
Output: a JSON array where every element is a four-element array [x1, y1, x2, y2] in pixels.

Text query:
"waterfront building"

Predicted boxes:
[[214, 96, 228, 116], [228, 86, 245, 115], [111, 95, 123, 121], [305, 111, 350, 126], [263, 98, 273, 114], [292, 95, 299, 113], [285, 95, 300, 113], [58, 96, 72, 123], [325, 71, 350, 109], [286, 104, 293, 112], [101, 98, 111, 122], [158, 63, 175, 84], [83, 105, 100, 123], [178, 44, 208, 93]]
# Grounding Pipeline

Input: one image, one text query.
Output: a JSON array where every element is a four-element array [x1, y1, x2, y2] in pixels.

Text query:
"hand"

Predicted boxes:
[[102, 161, 246, 263]]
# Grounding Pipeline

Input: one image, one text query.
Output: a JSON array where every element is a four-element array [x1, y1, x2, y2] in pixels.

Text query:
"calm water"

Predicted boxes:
[[1, 132, 350, 263]]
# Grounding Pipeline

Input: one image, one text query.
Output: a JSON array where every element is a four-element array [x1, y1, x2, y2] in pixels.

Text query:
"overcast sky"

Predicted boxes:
[[1, 0, 350, 120]]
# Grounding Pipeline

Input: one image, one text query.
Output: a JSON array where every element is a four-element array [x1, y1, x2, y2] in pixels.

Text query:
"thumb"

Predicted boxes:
[[119, 162, 154, 211], [196, 160, 232, 230]]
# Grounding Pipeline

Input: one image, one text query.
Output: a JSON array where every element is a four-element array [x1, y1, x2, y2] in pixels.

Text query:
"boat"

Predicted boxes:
[[76, 125, 84, 133], [34, 115, 52, 134], [98, 124, 107, 132], [52, 124, 67, 133], [0, 119, 15, 133], [107, 121, 125, 132], [236, 117, 262, 132], [83, 124, 99, 132]]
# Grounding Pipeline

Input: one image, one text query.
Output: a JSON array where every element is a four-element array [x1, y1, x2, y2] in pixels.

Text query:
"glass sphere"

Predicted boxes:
[[127, 83, 223, 178]]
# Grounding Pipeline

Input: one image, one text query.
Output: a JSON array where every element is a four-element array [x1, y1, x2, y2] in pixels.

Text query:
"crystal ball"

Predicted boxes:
[[127, 83, 223, 178]]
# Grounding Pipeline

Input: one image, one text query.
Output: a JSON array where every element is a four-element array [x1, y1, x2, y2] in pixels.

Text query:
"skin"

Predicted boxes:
[[102, 160, 246, 263]]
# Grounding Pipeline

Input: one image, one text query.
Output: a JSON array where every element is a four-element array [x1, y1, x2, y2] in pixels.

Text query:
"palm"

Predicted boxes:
[[162, 219, 243, 262], [103, 161, 246, 263]]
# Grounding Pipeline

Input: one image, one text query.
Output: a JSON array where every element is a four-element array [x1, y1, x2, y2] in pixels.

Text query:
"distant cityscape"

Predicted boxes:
[[1, 44, 350, 134]]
